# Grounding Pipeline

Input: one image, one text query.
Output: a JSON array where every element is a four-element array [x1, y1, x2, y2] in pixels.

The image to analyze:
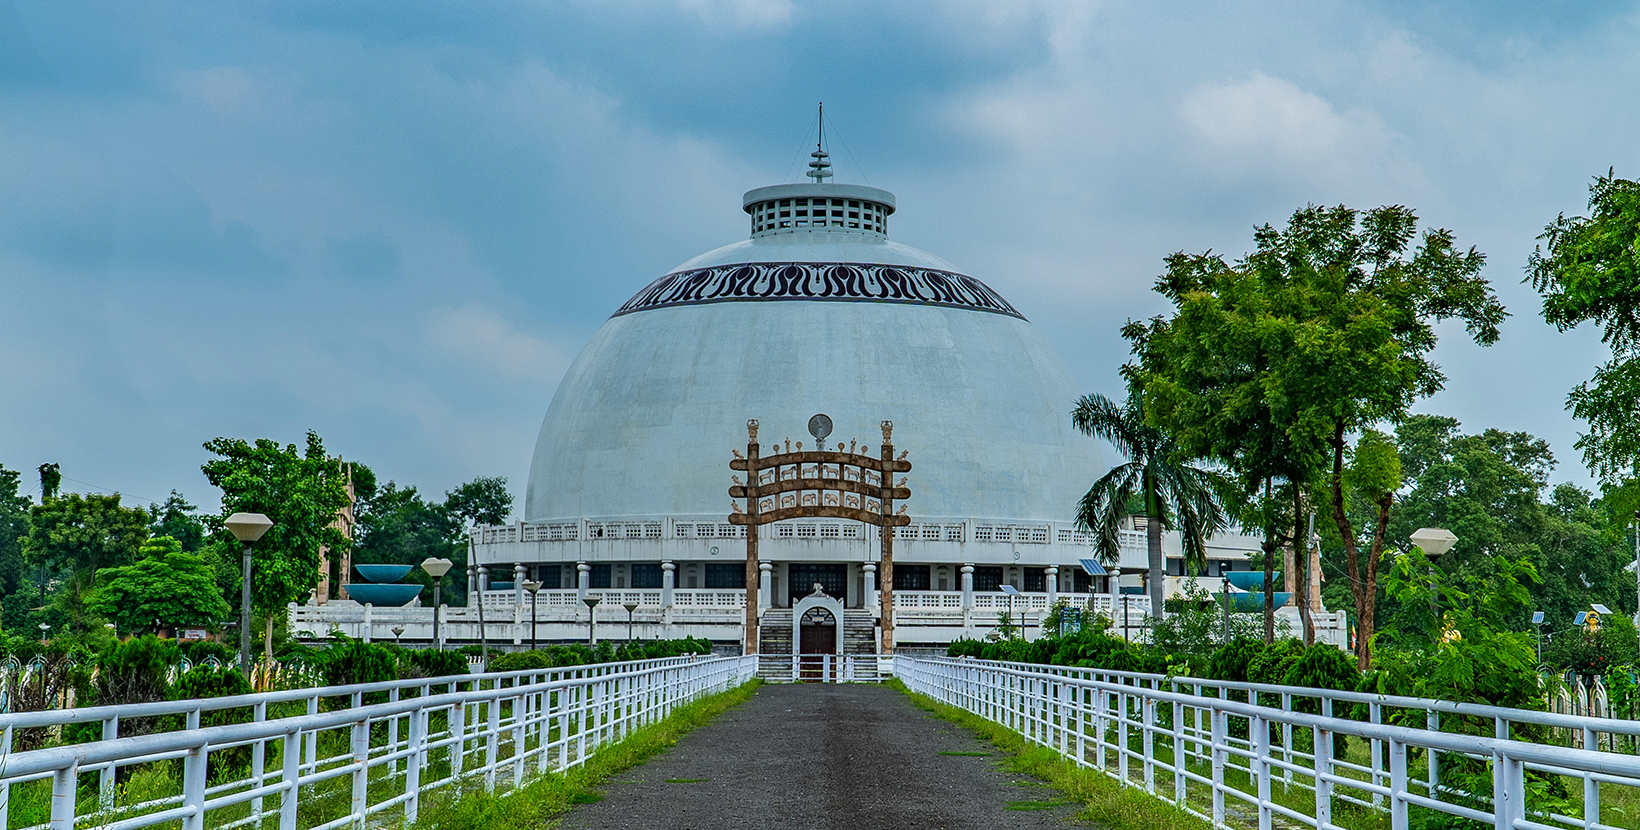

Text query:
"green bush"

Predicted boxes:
[[1247, 639, 1305, 685], [1207, 637, 1263, 683], [401, 648, 470, 679]]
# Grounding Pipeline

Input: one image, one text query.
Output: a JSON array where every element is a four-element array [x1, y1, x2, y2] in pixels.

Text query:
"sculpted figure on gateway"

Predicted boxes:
[[467, 142, 1116, 657]]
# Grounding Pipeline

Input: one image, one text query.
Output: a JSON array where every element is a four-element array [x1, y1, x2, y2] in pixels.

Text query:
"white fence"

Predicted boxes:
[[0, 655, 756, 830], [896, 657, 1640, 830]]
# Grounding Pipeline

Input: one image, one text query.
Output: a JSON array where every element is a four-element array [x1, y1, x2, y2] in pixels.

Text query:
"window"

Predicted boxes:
[[631, 563, 663, 589], [704, 563, 744, 589], [1023, 567, 1046, 592], [1073, 569, 1093, 593], [973, 566, 1003, 592], [589, 563, 611, 589], [894, 564, 931, 591]]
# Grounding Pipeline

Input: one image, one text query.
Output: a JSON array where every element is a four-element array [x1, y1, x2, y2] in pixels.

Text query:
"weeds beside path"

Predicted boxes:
[[409, 679, 762, 830]]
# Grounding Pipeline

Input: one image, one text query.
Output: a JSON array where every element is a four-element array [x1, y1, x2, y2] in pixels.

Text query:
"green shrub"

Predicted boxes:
[[1207, 637, 1263, 683], [1247, 639, 1304, 685], [401, 648, 470, 679]]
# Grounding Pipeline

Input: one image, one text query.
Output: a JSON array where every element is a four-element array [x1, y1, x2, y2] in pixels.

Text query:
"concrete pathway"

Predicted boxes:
[[559, 683, 1083, 830]]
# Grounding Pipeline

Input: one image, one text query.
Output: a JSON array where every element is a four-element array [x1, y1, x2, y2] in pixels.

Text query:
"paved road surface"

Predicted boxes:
[[560, 683, 1082, 829]]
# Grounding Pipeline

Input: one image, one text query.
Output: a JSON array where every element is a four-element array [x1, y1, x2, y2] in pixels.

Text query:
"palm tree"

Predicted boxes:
[[1073, 389, 1229, 617]]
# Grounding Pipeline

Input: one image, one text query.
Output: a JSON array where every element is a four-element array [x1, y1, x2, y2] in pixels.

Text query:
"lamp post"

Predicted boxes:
[[522, 580, 542, 650], [421, 557, 454, 651], [38, 622, 49, 643], [224, 512, 274, 674], [624, 601, 639, 642], [1001, 584, 1020, 638], [583, 594, 601, 646], [392, 625, 405, 646], [1410, 527, 1457, 638]]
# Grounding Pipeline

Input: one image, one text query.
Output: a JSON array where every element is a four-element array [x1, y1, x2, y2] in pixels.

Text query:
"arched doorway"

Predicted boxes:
[[798, 606, 837, 680]]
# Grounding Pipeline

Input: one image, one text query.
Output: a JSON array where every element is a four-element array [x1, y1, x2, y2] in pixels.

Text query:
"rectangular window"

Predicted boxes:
[[973, 566, 1003, 592], [704, 563, 744, 589], [1073, 569, 1093, 593], [589, 563, 612, 589], [1023, 567, 1046, 592], [893, 564, 931, 591], [631, 563, 663, 589]]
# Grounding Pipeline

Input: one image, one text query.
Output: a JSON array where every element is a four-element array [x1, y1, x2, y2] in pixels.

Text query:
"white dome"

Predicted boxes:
[[525, 183, 1102, 526]]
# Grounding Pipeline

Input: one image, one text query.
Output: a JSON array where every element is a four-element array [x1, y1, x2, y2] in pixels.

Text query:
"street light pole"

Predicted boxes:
[[583, 595, 601, 646], [522, 580, 542, 650], [421, 557, 454, 651], [624, 601, 639, 642], [224, 512, 273, 676]]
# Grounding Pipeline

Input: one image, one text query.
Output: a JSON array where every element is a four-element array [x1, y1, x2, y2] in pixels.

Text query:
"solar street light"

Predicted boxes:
[[225, 512, 273, 674]]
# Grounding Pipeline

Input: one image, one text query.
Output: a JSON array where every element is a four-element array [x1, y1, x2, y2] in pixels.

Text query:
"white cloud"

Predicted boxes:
[[428, 304, 568, 383], [1177, 71, 1424, 196]]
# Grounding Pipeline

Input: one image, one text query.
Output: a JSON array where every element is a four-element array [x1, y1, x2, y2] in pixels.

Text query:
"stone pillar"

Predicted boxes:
[[577, 561, 590, 600], [1045, 566, 1059, 605], [758, 562, 773, 610], [960, 564, 975, 633], [513, 563, 526, 608], [661, 561, 676, 631], [478, 565, 489, 592], [862, 563, 878, 613], [362, 603, 373, 643]]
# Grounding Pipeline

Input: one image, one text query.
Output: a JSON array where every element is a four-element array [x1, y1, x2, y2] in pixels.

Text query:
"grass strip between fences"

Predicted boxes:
[[409, 678, 762, 830], [888, 678, 1210, 830]]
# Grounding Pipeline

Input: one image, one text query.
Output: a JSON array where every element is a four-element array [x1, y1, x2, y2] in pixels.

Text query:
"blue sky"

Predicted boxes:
[[2, 1, 1637, 513]]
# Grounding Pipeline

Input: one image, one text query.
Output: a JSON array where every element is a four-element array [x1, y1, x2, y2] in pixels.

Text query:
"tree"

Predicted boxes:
[[37, 463, 60, 500], [201, 431, 353, 658], [0, 464, 31, 601], [1072, 388, 1230, 615], [1122, 247, 1325, 643], [1529, 171, 1640, 481], [444, 476, 512, 526], [23, 492, 150, 631], [148, 491, 206, 551], [88, 536, 232, 634], [1334, 429, 1404, 666]]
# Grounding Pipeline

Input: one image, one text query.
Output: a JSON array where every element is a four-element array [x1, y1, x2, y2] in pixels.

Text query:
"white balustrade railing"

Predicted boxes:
[[896, 656, 1640, 830], [0, 655, 756, 830]]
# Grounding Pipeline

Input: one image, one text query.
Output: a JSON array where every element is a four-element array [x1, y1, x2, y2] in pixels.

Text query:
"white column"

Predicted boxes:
[[960, 564, 975, 633], [577, 561, 590, 600], [661, 561, 676, 631], [758, 562, 773, 610], [362, 603, 373, 644], [1045, 566, 1059, 605], [513, 563, 526, 607], [862, 563, 878, 613], [478, 565, 489, 592]]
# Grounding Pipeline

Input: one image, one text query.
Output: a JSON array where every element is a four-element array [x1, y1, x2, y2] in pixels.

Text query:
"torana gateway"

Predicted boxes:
[[290, 151, 1350, 655]]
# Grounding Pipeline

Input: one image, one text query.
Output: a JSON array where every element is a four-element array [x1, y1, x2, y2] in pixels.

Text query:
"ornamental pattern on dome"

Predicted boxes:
[[610, 261, 1026, 320]]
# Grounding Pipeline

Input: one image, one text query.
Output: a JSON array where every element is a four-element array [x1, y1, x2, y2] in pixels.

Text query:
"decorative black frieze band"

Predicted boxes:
[[610, 262, 1026, 320]]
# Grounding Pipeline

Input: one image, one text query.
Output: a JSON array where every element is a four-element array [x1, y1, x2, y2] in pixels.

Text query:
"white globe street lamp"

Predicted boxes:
[[225, 512, 273, 674]]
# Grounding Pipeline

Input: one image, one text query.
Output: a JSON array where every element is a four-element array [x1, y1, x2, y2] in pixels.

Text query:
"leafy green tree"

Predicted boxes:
[[37, 463, 60, 500], [201, 431, 353, 658], [1335, 429, 1404, 667], [444, 476, 512, 526], [23, 492, 149, 631], [1529, 171, 1640, 481], [148, 491, 206, 551], [1072, 387, 1230, 614], [0, 464, 31, 603], [88, 536, 232, 635], [1121, 242, 1328, 643]]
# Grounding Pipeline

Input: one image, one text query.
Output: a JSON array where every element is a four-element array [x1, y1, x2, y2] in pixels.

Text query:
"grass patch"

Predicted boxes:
[[889, 679, 1209, 830], [410, 679, 761, 830], [940, 751, 991, 757]]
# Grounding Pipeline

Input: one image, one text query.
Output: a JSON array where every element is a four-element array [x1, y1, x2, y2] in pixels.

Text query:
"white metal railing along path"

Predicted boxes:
[[895, 656, 1640, 830], [0, 655, 756, 830]]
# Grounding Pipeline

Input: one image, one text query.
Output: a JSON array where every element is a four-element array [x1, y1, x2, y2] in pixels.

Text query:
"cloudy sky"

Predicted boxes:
[[2, 0, 1637, 514]]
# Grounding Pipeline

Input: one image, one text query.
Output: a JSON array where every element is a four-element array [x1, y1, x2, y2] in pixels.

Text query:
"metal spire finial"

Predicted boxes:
[[807, 102, 832, 183]]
